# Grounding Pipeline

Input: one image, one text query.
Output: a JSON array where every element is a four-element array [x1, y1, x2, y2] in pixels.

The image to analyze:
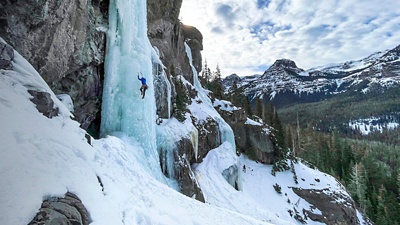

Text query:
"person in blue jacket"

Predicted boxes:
[[138, 73, 148, 98]]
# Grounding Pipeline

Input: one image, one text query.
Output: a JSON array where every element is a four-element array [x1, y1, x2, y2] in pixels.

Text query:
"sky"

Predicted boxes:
[[180, 0, 400, 77]]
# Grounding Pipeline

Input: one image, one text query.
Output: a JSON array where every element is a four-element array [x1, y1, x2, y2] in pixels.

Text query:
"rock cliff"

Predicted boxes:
[[0, 0, 108, 130], [147, 0, 208, 201], [217, 106, 278, 164]]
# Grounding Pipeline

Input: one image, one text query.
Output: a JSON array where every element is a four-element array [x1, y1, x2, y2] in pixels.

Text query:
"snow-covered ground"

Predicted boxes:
[[348, 117, 399, 135]]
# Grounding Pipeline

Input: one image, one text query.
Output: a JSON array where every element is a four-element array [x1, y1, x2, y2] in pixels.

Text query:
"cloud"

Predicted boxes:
[[180, 0, 400, 77], [211, 27, 224, 34], [216, 4, 236, 20]]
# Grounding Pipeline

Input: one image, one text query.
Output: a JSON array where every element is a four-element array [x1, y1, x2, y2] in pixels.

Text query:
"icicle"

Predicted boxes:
[[151, 47, 172, 119], [190, 129, 199, 161]]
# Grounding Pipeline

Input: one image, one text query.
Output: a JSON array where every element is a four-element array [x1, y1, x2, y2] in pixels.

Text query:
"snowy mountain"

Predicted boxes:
[[231, 45, 400, 107]]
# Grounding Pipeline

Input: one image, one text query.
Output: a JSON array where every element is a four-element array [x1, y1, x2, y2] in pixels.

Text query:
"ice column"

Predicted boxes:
[[101, 0, 162, 179]]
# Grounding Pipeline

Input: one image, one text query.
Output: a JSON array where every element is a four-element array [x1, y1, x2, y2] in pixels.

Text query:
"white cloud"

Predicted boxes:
[[180, 0, 400, 77]]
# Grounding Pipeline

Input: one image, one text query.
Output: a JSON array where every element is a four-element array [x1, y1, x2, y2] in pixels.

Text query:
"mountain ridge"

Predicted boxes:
[[225, 44, 400, 107]]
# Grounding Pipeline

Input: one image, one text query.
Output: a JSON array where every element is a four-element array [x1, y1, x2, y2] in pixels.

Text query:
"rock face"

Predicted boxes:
[[148, 0, 207, 201], [192, 117, 221, 163], [292, 188, 359, 225], [0, 0, 107, 130], [29, 192, 90, 225], [218, 107, 278, 164], [175, 138, 205, 202], [148, 0, 203, 119], [0, 42, 14, 70], [147, 0, 202, 80]]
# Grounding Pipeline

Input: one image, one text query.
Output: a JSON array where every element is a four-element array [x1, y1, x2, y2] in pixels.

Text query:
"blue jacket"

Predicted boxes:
[[138, 76, 147, 85]]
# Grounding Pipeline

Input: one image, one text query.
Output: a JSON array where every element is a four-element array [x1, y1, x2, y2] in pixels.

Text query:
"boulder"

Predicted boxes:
[[292, 188, 359, 225], [29, 192, 90, 225], [28, 90, 59, 118]]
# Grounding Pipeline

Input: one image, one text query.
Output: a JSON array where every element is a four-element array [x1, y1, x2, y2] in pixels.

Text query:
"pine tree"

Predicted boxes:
[[213, 65, 224, 99], [265, 102, 274, 125], [244, 96, 252, 116], [272, 108, 285, 150], [202, 59, 210, 85], [348, 163, 368, 212], [254, 98, 263, 119], [230, 81, 239, 105]]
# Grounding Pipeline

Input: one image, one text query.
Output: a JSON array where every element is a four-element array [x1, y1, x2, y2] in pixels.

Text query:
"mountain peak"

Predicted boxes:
[[271, 59, 299, 69], [261, 59, 304, 78]]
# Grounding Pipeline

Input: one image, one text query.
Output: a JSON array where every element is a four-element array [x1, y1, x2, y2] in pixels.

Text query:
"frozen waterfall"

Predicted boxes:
[[184, 43, 236, 150], [184, 43, 242, 190], [100, 0, 164, 181]]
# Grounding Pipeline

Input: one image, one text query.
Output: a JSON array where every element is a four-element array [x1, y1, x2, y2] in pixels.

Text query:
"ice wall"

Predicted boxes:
[[100, 0, 163, 180]]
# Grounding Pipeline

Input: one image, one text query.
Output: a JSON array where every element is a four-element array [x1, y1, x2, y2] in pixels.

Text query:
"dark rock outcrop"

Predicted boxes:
[[175, 138, 205, 202], [218, 107, 278, 164], [147, 0, 203, 84], [181, 24, 203, 73], [29, 192, 90, 225], [0, 0, 107, 129], [158, 133, 205, 202], [28, 90, 59, 118], [192, 117, 221, 164], [0, 42, 14, 70], [292, 188, 359, 225]]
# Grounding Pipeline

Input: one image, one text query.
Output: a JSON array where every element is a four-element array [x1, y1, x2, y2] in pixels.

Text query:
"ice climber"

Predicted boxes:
[[138, 73, 148, 99]]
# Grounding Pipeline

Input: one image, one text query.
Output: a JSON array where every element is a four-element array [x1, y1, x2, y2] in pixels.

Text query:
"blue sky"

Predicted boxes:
[[180, 0, 400, 77]]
